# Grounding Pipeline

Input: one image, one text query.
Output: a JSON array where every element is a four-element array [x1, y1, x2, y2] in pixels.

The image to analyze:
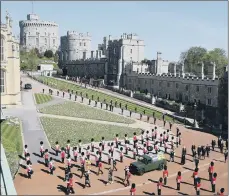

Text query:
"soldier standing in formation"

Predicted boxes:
[[192, 167, 199, 187], [101, 137, 105, 151], [91, 138, 94, 152], [61, 147, 66, 163], [115, 134, 119, 148], [208, 161, 214, 181], [66, 173, 75, 194], [112, 158, 117, 171], [196, 178, 201, 195], [163, 166, 168, 185], [120, 147, 124, 162], [49, 157, 55, 175], [157, 177, 163, 195], [73, 147, 78, 162], [78, 140, 82, 154], [97, 161, 103, 175], [130, 183, 136, 195], [206, 144, 210, 157], [40, 141, 45, 157], [86, 146, 90, 160], [106, 167, 114, 185], [176, 171, 182, 190], [194, 155, 199, 169], [66, 140, 71, 156], [44, 149, 49, 167], [211, 173, 217, 193], [55, 141, 60, 156], [84, 171, 91, 188]]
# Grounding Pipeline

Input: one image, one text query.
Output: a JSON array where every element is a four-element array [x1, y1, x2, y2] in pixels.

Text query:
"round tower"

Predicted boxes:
[[67, 31, 78, 61]]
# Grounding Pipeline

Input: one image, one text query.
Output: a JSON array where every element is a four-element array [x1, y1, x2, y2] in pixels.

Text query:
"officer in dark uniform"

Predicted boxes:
[[125, 104, 127, 110], [169, 122, 172, 130], [194, 156, 199, 169], [75, 94, 77, 101], [100, 102, 103, 109], [206, 144, 210, 157], [63, 91, 65, 98], [212, 140, 216, 151], [95, 100, 97, 107], [43, 89, 45, 93], [130, 110, 132, 117], [69, 93, 72, 99]]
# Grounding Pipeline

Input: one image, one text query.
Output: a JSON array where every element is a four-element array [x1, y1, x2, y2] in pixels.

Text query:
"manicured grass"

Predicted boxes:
[[36, 76, 174, 122], [39, 101, 135, 124], [1, 118, 23, 177], [35, 93, 53, 104], [40, 117, 141, 147]]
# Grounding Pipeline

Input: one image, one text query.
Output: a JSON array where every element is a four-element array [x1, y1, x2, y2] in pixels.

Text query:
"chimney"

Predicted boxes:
[[96, 50, 99, 58], [91, 51, 94, 58], [201, 62, 204, 79], [212, 62, 216, 80]]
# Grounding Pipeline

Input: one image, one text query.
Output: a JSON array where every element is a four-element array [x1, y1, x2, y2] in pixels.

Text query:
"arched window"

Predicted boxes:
[[0, 71, 5, 93], [45, 38, 47, 44], [1, 36, 4, 61]]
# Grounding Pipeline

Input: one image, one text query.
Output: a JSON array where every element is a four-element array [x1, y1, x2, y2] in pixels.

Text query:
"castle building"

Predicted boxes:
[[1, 13, 21, 105], [19, 13, 59, 53]]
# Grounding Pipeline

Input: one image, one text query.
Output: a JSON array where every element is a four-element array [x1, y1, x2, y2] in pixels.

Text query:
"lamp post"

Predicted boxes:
[[194, 102, 197, 127]]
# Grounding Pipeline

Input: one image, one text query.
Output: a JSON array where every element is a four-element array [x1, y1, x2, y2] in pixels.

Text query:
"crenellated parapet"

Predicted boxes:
[[66, 58, 107, 65], [19, 20, 58, 28]]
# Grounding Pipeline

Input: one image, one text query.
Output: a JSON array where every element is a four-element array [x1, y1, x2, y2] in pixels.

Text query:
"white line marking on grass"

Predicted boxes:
[[90, 157, 225, 195]]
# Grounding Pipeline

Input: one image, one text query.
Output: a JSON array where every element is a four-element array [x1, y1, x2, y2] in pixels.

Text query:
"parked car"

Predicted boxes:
[[24, 83, 32, 89], [129, 153, 167, 176]]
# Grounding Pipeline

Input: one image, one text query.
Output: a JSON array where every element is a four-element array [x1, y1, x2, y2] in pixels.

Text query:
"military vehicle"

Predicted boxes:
[[129, 153, 167, 176]]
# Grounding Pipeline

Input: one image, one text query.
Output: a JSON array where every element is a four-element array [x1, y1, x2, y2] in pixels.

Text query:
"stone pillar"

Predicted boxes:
[[174, 63, 177, 76], [83, 51, 86, 60], [91, 51, 94, 58], [181, 64, 185, 78], [201, 62, 204, 79], [96, 50, 99, 59]]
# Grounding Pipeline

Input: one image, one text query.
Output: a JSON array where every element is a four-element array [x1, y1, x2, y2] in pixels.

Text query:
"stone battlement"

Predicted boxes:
[[67, 31, 90, 38], [66, 58, 107, 64]]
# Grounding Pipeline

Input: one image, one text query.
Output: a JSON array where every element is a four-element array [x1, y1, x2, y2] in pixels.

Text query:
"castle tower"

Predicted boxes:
[[67, 31, 78, 61]]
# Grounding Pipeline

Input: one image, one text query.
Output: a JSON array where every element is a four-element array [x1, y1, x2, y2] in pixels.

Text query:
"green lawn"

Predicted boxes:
[[35, 93, 53, 104], [39, 101, 135, 124], [1, 118, 23, 177], [40, 117, 141, 147], [36, 76, 175, 122]]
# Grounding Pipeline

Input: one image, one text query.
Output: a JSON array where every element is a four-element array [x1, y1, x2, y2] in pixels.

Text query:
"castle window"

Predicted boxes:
[[0, 71, 5, 93], [36, 32, 39, 35], [185, 85, 189, 91], [196, 86, 199, 92], [167, 82, 170, 87], [84, 43, 86, 46], [1, 36, 4, 61], [208, 87, 212, 93], [151, 80, 154, 84], [45, 32, 46, 36], [53, 39, 55, 45], [80, 42, 82, 46], [45, 38, 47, 44], [130, 49, 132, 54], [176, 83, 179, 88], [36, 38, 39, 46], [207, 98, 212, 105]]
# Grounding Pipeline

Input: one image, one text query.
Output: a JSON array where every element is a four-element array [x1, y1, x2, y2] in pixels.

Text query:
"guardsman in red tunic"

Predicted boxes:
[[24, 145, 28, 158], [66, 155, 72, 171], [176, 171, 182, 190], [110, 142, 114, 157], [97, 161, 103, 175], [40, 141, 45, 157], [124, 134, 128, 144], [86, 146, 90, 160], [159, 134, 163, 147], [125, 140, 129, 155], [91, 138, 94, 152], [44, 149, 49, 167], [143, 144, 148, 155], [154, 142, 159, 154], [101, 137, 105, 151], [171, 137, 174, 150], [192, 167, 199, 187], [157, 177, 163, 195], [115, 134, 119, 148], [130, 183, 136, 195], [163, 131, 166, 144], [208, 161, 214, 181], [163, 165, 168, 185], [125, 168, 131, 187], [66, 140, 71, 156], [49, 157, 55, 175], [196, 178, 201, 195], [25, 153, 30, 162], [146, 138, 150, 148], [61, 147, 66, 163], [55, 141, 60, 156], [218, 188, 225, 196], [133, 132, 137, 148], [211, 173, 217, 193], [166, 129, 169, 142], [120, 147, 124, 162], [73, 147, 78, 162], [78, 140, 82, 154], [26, 160, 33, 179], [141, 130, 144, 144], [151, 129, 155, 141], [146, 131, 149, 140], [108, 150, 112, 165], [67, 173, 75, 194], [164, 142, 168, 154]]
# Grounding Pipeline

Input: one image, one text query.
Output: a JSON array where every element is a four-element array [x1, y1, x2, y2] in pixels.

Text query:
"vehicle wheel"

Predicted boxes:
[[139, 169, 145, 176], [158, 163, 164, 170]]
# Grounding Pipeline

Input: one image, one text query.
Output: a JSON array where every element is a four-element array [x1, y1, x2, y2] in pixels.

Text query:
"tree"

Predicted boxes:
[[180, 47, 228, 77], [44, 50, 54, 58]]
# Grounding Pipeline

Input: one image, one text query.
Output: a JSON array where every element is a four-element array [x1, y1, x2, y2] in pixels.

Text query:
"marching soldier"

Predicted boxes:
[[78, 140, 82, 154], [66, 140, 71, 156], [101, 137, 105, 151], [194, 156, 199, 169], [155, 127, 158, 139], [163, 165, 168, 185], [67, 155, 72, 172], [44, 149, 49, 167], [63, 91, 65, 98], [98, 143, 102, 160], [163, 131, 166, 144], [75, 94, 77, 101], [55, 141, 60, 156], [159, 134, 163, 147], [133, 132, 137, 148], [91, 138, 94, 152], [106, 167, 114, 185], [124, 134, 128, 143], [146, 138, 150, 148], [154, 142, 159, 154], [181, 146, 186, 165], [61, 147, 66, 163], [193, 167, 199, 187], [124, 168, 131, 187], [84, 171, 91, 188], [95, 151, 99, 167], [166, 129, 169, 142], [125, 140, 129, 155], [89, 99, 91, 105], [130, 183, 136, 195], [164, 141, 168, 154], [196, 178, 201, 195], [171, 137, 174, 150], [176, 171, 182, 190], [100, 102, 103, 109], [108, 150, 112, 165], [73, 147, 78, 162], [115, 134, 119, 148], [206, 144, 210, 157], [120, 147, 124, 162], [191, 143, 196, 157], [86, 146, 90, 160], [110, 142, 114, 157], [97, 161, 103, 175], [112, 158, 117, 171], [85, 158, 91, 173], [26, 160, 33, 179], [40, 141, 45, 157], [24, 144, 28, 158], [130, 110, 132, 117], [157, 177, 163, 195], [170, 149, 175, 162], [197, 145, 201, 159], [66, 173, 75, 194], [124, 166, 128, 182], [146, 130, 149, 140], [151, 129, 155, 141], [208, 161, 214, 181], [49, 157, 55, 175], [211, 173, 217, 193], [141, 130, 145, 144]]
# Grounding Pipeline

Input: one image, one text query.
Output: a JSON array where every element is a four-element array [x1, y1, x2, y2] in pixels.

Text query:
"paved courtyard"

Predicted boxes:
[[12, 75, 228, 195]]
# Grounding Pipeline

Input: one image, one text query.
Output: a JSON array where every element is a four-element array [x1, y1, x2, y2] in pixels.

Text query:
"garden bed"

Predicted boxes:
[[40, 117, 141, 147], [39, 101, 135, 124], [35, 76, 173, 122], [34, 93, 53, 104], [1, 118, 23, 178]]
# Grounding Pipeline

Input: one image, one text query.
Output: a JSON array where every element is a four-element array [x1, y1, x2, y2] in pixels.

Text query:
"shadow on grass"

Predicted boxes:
[[57, 185, 67, 195]]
